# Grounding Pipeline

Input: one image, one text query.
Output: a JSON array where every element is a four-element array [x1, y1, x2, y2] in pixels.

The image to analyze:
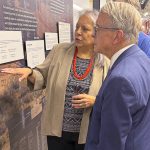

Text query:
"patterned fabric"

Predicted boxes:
[[62, 57, 93, 132]]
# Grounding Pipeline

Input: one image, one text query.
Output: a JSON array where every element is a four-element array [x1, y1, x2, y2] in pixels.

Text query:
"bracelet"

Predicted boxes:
[[26, 67, 33, 76]]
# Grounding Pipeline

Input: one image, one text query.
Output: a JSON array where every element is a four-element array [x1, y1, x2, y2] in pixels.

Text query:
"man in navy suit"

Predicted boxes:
[[85, 2, 150, 150]]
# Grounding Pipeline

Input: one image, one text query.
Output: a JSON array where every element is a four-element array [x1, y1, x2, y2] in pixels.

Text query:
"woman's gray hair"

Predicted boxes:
[[101, 2, 142, 42], [79, 9, 99, 25], [79, 9, 105, 67]]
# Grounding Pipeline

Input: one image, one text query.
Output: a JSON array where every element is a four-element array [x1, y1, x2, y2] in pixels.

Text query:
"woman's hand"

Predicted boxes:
[[1, 67, 32, 82], [72, 94, 96, 109]]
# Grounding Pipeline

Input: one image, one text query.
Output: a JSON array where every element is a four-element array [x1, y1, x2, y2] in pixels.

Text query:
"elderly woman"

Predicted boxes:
[[1, 10, 109, 150]]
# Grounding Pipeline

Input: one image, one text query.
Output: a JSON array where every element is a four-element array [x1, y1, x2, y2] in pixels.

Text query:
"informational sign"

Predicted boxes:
[[0, 31, 24, 64], [58, 22, 71, 43], [45, 32, 58, 50], [26, 40, 45, 68]]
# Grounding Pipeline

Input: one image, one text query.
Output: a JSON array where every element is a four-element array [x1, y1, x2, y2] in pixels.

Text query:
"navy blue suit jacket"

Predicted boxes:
[[85, 45, 150, 150]]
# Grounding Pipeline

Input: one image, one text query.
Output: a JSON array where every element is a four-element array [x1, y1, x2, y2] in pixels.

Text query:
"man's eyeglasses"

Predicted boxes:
[[94, 25, 120, 35]]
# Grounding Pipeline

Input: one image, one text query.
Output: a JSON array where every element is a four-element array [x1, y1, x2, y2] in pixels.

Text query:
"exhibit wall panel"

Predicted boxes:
[[0, 0, 73, 150]]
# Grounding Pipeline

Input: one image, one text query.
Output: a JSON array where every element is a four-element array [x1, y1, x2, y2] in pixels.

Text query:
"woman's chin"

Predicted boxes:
[[75, 43, 83, 48]]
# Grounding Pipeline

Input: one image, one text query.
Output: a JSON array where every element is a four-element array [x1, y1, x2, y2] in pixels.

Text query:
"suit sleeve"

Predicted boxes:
[[98, 76, 138, 150]]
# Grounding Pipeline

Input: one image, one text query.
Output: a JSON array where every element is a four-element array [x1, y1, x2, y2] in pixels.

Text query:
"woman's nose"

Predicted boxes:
[[75, 27, 82, 34]]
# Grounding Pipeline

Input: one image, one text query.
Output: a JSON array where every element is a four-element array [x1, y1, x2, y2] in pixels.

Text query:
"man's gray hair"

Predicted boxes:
[[101, 2, 142, 42], [111, 0, 141, 11]]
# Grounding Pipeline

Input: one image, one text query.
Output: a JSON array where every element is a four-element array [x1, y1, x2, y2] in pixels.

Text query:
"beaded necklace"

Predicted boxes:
[[72, 47, 94, 80]]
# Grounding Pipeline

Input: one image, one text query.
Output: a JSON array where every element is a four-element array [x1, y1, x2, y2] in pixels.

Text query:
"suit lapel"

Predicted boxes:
[[110, 45, 140, 73], [97, 45, 141, 95], [55, 44, 75, 97]]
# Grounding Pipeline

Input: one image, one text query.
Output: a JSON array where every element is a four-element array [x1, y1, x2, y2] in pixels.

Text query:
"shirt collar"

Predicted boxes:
[[109, 44, 134, 69]]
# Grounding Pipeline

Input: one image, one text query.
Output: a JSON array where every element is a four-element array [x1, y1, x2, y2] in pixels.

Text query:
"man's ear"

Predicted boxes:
[[113, 30, 124, 44]]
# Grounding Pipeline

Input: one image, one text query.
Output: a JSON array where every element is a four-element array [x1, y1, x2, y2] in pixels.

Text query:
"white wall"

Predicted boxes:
[[73, 0, 93, 10], [100, 0, 106, 8]]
